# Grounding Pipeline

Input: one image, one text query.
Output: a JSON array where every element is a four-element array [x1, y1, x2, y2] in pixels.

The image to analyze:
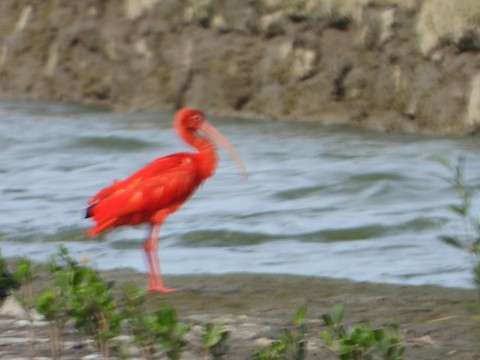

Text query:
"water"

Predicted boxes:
[[1, 100, 480, 288]]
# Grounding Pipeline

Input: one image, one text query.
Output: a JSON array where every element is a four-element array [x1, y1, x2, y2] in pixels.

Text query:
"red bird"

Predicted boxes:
[[85, 108, 247, 293]]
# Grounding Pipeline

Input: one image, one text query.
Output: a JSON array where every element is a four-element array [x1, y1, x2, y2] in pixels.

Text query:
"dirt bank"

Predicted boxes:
[[1, 270, 479, 359], [1, 1, 480, 135]]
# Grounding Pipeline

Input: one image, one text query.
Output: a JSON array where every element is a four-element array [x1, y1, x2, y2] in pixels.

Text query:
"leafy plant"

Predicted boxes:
[[36, 245, 121, 359], [36, 247, 87, 358], [253, 307, 308, 360], [201, 322, 230, 359], [68, 266, 121, 358], [121, 282, 157, 359], [320, 303, 403, 360], [437, 156, 480, 292], [121, 283, 190, 360], [36, 285, 66, 359], [12, 258, 34, 292], [151, 303, 191, 360]]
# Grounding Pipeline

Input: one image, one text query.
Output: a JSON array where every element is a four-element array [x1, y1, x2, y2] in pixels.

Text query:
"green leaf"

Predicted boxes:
[[322, 313, 334, 327], [202, 322, 230, 358], [332, 303, 345, 325], [320, 330, 333, 346], [448, 204, 468, 216], [433, 155, 454, 171], [14, 258, 34, 284], [439, 235, 465, 249], [373, 328, 385, 341], [292, 307, 307, 327]]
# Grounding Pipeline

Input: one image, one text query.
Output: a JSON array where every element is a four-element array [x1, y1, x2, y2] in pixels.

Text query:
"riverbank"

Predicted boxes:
[[1, 269, 479, 359], [1, 1, 480, 135]]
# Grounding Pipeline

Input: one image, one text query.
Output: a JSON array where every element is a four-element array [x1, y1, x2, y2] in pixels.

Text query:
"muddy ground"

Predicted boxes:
[[1, 269, 479, 359]]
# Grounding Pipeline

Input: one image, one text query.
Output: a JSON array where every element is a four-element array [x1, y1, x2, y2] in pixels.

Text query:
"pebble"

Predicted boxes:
[[0, 296, 28, 318], [0, 296, 44, 321]]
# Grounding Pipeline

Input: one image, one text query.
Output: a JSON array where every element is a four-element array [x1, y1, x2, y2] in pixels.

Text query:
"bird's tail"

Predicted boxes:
[[84, 203, 102, 236], [85, 204, 94, 219], [85, 219, 116, 237]]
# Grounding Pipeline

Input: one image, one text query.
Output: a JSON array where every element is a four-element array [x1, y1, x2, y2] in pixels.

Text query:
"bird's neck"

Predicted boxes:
[[182, 129, 218, 179]]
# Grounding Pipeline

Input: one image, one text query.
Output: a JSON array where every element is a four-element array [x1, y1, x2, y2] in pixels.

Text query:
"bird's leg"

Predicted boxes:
[[143, 224, 175, 293]]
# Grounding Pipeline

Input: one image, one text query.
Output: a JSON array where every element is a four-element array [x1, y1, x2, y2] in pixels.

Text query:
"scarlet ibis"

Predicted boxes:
[[85, 108, 247, 293]]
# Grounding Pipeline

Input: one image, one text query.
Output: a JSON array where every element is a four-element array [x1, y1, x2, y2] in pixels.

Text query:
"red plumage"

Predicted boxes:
[[85, 108, 246, 293], [86, 154, 200, 234]]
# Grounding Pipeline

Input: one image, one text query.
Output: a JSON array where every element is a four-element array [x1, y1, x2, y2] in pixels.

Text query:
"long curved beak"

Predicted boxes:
[[200, 121, 248, 179]]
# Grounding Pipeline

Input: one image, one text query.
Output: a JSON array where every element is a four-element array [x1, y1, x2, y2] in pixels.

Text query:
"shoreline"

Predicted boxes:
[[1, 267, 480, 358]]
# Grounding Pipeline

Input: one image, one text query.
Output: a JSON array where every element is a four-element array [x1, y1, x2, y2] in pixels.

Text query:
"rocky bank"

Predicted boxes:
[[1, 0, 480, 135]]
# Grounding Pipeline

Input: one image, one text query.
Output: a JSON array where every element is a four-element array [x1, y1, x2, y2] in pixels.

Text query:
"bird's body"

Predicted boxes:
[[86, 108, 246, 293], [86, 152, 211, 235]]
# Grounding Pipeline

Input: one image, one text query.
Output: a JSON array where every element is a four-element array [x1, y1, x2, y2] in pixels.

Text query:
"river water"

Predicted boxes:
[[1, 100, 480, 288]]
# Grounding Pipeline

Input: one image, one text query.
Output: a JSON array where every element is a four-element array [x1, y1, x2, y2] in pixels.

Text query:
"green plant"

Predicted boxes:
[[36, 245, 121, 359], [320, 304, 403, 360], [36, 247, 83, 358], [121, 282, 157, 359], [121, 283, 190, 360], [151, 303, 191, 360], [13, 258, 37, 321], [36, 284, 66, 359], [69, 266, 121, 358], [13, 258, 35, 294], [437, 156, 480, 292], [202, 322, 230, 359], [253, 307, 308, 360]]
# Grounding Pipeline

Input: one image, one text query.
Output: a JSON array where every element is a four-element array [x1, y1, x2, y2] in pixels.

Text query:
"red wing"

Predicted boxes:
[[87, 153, 200, 233], [88, 154, 194, 204]]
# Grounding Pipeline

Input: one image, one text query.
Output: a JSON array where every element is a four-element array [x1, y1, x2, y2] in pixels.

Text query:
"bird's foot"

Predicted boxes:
[[147, 285, 176, 294]]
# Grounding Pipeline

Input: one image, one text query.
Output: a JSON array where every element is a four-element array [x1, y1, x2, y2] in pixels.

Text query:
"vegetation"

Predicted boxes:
[[0, 247, 192, 359], [436, 155, 480, 348], [121, 282, 191, 360], [437, 156, 480, 294], [320, 304, 403, 360], [36, 245, 121, 359], [0, 246, 409, 359], [201, 322, 231, 359], [3, 247, 192, 359], [253, 307, 308, 360], [252, 305, 403, 360]]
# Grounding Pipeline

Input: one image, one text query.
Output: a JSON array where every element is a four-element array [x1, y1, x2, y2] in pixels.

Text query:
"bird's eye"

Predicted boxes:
[[192, 115, 201, 122]]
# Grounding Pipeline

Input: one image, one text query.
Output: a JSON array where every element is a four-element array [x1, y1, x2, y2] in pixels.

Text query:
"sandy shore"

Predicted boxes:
[[1, 269, 479, 359]]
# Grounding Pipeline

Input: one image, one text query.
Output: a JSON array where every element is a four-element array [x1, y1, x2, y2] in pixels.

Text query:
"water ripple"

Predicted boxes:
[[72, 136, 154, 151], [1, 100, 480, 288], [179, 230, 274, 247]]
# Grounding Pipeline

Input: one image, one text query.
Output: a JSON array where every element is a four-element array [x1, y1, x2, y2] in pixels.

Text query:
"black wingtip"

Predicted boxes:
[[85, 205, 93, 219]]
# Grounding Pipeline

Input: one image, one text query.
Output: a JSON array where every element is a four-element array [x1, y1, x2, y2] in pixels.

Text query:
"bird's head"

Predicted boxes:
[[175, 108, 206, 131], [174, 108, 248, 179]]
